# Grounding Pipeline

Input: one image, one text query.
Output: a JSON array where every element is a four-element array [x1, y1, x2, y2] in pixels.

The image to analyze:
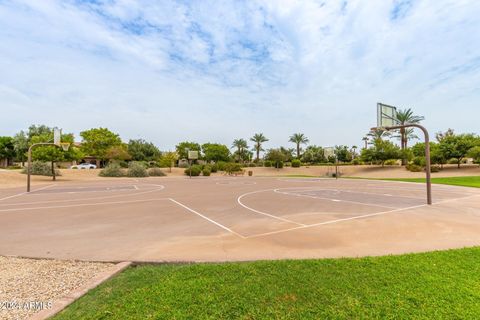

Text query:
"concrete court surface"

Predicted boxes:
[[0, 176, 479, 262]]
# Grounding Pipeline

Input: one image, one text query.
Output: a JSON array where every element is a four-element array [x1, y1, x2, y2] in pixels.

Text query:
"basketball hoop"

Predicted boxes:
[[60, 142, 70, 151]]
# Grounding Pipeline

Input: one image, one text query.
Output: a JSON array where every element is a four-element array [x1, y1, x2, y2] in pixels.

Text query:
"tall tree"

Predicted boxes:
[[438, 133, 479, 168], [12, 131, 29, 165], [232, 139, 248, 162], [202, 143, 230, 162], [175, 142, 201, 160], [80, 128, 122, 167], [0, 136, 15, 167], [435, 128, 455, 142], [395, 108, 425, 165], [250, 133, 268, 162], [289, 133, 309, 159], [127, 139, 160, 161], [361, 139, 401, 167]]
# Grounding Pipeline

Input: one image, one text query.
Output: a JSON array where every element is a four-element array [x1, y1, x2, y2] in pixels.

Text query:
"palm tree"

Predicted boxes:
[[289, 133, 309, 159], [362, 136, 369, 149], [232, 139, 248, 162], [395, 108, 425, 165], [250, 133, 268, 162], [351, 145, 358, 159], [367, 129, 389, 144]]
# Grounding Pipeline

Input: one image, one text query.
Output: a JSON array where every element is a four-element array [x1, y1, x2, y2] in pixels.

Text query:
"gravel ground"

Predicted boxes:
[[0, 256, 115, 320]]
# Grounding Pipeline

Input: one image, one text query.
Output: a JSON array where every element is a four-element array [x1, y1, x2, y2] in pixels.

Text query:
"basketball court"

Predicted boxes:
[[1, 176, 479, 262]]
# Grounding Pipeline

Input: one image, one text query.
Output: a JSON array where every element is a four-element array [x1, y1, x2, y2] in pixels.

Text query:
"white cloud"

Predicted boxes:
[[0, 0, 479, 151]]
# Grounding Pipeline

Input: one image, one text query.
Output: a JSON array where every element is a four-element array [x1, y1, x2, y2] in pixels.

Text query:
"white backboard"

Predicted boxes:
[[188, 150, 199, 160], [377, 103, 398, 128], [53, 128, 61, 145], [323, 147, 335, 159]]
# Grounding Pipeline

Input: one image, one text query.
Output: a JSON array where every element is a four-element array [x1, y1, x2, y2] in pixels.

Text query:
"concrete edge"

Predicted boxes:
[[29, 261, 132, 320]]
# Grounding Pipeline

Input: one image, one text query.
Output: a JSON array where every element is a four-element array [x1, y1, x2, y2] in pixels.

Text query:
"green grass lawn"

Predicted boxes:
[[385, 176, 480, 188], [54, 247, 480, 319]]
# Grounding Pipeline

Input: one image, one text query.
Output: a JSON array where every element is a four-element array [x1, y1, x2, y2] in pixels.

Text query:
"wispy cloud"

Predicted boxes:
[[0, 0, 479, 149]]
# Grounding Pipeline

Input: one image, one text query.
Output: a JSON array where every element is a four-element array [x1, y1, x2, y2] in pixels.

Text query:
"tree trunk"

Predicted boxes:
[[51, 161, 56, 181], [256, 147, 260, 162], [297, 144, 300, 159]]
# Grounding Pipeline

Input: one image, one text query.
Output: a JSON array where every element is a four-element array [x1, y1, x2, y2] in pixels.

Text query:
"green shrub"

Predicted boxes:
[[284, 162, 291, 167], [6, 165, 22, 170], [430, 165, 441, 173], [99, 163, 125, 177], [264, 160, 273, 167], [274, 161, 284, 169], [148, 167, 166, 176], [202, 167, 211, 176], [447, 158, 459, 165], [291, 159, 301, 168], [248, 163, 256, 167], [117, 161, 129, 168], [216, 161, 228, 171], [210, 164, 218, 173], [413, 157, 426, 166], [384, 159, 399, 166], [225, 163, 243, 174], [184, 165, 202, 176], [22, 161, 61, 176], [406, 163, 422, 172], [127, 162, 149, 177], [352, 158, 362, 165]]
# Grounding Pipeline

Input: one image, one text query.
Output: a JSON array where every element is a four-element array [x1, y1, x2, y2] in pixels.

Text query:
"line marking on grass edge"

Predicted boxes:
[[168, 198, 246, 239], [237, 189, 306, 226]]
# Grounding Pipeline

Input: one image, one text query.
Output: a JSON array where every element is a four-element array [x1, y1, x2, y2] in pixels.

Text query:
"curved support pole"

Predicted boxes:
[[372, 124, 432, 205]]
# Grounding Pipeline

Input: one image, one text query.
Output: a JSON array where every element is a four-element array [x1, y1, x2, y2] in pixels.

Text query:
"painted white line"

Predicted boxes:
[[0, 186, 165, 207], [245, 193, 480, 239], [0, 185, 55, 202], [168, 198, 245, 238], [275, 186, 428, 201], [0, 198, 171, 213], [237, 190, 306, 226], [274, 189, 398, 209]]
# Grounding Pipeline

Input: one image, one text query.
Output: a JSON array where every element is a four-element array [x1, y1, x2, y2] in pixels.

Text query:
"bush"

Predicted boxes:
[[202, 167, 211, 176], [291, 159, 301, 168], [22, 161, 61, 176], [274, 161, 284, 169], [184, 165, 202, 176], [148, 167, 166, 176], [264, 160, 273, 167], [117, 161, 129, 168], [99, 163, 125, 177], [210, 164, 218, 173], [406, 163, 422, 172], [413, 157, 426, 166], [127, 162, 149, 177], [248, 163, 256, 167], [216, 161, 228, 171], [384, 159, 399, 166], [352, 158, 362, 165], [430, 165, 441, 173], [225, 163, 243, 174]]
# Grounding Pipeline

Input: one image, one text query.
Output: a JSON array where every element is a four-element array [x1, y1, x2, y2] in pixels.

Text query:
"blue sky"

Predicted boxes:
[[1, 0, 479, 150]]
